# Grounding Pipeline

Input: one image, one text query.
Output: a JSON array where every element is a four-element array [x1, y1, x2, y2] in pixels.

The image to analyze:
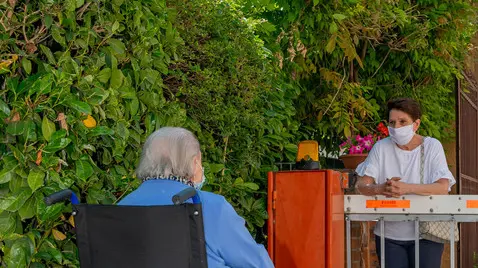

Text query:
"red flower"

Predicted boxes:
[[377, 122, 389, 137]]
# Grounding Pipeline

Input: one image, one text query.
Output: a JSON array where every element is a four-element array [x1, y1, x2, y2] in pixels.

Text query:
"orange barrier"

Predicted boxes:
[[268, 170, 345, 268]]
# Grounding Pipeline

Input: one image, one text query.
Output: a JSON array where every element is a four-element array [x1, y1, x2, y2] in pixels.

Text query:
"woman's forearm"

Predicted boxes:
[[356, 182, 386, 196], [406, 182, 448, 196]]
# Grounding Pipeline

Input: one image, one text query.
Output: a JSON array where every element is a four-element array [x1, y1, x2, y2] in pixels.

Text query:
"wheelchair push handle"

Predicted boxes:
[[44, 189, 80, 206], [172, 188, 200, 205]]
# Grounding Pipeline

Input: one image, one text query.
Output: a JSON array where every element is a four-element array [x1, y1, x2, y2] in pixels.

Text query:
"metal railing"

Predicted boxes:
[[344, 195, 478, 268]]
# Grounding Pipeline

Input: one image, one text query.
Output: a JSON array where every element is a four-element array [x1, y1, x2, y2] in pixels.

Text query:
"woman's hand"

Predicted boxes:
[[384, 177, 410, 197]]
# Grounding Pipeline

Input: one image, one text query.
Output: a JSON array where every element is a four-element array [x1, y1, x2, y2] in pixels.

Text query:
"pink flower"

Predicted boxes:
[[363, 139, 373, 151], [350, 145, 364, 154]]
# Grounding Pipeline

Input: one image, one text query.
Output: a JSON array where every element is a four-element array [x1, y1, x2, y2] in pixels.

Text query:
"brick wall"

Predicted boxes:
[[347, 222, 379, 268]]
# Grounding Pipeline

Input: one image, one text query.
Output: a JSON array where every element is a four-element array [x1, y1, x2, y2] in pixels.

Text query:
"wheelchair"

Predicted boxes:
[[44, 188, 208, 268]]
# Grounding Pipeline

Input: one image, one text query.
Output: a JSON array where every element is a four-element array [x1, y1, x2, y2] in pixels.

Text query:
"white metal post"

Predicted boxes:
[[346, 216, 351, 268], [450, 218, 455, 268], [415, 218, 419, 268], [380, 218, 385, 268]]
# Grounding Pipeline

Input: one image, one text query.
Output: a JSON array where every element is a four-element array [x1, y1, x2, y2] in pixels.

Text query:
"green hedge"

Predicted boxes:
[[0, 0, 300, 266]]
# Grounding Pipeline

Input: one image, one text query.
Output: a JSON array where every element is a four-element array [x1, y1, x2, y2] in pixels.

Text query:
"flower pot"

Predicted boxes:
[[339, 154, 368, 169]]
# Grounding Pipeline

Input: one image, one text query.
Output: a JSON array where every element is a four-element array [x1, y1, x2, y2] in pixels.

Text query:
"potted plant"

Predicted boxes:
[[339, 122, 389, 169]]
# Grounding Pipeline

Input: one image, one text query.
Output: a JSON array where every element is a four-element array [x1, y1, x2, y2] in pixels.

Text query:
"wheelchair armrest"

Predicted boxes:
[[44, 189, 80, 205]]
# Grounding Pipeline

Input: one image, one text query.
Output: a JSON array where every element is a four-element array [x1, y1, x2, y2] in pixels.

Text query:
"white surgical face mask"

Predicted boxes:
[[388, 123, 415, 145], [194, 164, 206, 190]]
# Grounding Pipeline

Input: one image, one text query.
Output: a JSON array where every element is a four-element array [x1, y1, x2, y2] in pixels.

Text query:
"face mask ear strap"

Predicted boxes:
[[413, 120, 420, 131]]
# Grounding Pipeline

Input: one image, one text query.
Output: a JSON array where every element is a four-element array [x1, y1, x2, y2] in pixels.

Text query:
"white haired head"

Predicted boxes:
[[136, 127, 201, 180]]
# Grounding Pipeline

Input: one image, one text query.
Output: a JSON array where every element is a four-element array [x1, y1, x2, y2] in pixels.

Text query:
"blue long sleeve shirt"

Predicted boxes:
[[118, 180, 274, 268]]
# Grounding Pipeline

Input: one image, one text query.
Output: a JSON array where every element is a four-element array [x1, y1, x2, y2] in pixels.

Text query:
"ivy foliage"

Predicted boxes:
[[252, 0, 478, 153], [1, 0, 477, 266], [0, 0, 299, 266]]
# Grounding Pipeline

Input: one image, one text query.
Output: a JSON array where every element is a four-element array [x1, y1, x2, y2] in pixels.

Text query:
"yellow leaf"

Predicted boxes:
[[69, 215, 75, 227], [52, 229, 66, 241], [82, 114, 97, 128], [326, 35, 337, 53], [0, 59, 14, 69], [344, 125, 351, 138]]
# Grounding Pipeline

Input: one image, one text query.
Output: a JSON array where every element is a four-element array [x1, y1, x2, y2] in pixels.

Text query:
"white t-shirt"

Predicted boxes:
[[355, 136, 456, 241]]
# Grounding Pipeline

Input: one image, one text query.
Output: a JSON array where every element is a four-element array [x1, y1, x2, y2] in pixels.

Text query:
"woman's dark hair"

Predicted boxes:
[[387, 98, 422, 121]]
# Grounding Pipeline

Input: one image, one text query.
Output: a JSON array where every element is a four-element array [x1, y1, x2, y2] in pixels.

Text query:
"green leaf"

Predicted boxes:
[[329, 22, 338, 34], [65, 0, 77, 11], [50, 129, 67, 141], [29, 74, 53, 96], [41, 116, 56, 141], [209, 164, 225, 174], [0, 196, 17, 211], [43, 138, 71, 153], [21, 58, 32, 74], [129, 97, 139, 116], [0, 99, 10, 116], [44, 15, 53, 29], [284, 144, 298, 152], [28, 170, 45, 192], [110, 69, 124, 89], [37, 198, 63, 222], [113, 0, 124, 7], [6, 121, 26, 135], [9, 173, 25, 193], [76, 0, 85, 8], [102, 149, 112, 165], [5, 237, 35, 268], [75, 38, 88, 49], [97, 68, 111, 83], [108, 39, 125, 55], [68, 100, 91, 114], [333, 14, 346, 21], [40, 45, 56, 65], [23, 120, 37, 141], [243, 182, 259, 191], [114, 121, 129, 139], [51, 25, 65, 46], [0, 212, 16, 239], [76, 160, 94, 181], [47, 247, 63, 264], [18, 196, 36, 220], [112, 21, 120, 33], [88, 126, 114, 136], [0, 165, 17, 184], [5, 189, 33, 212], [114, 165, 127, 176], [8, 144, 25, 163], [234, 177, 244, 185], [30, 263, 46, 268]]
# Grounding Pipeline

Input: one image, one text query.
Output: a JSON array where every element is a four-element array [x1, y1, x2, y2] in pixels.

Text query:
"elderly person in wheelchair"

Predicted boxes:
[[119, 127, 274, 268]]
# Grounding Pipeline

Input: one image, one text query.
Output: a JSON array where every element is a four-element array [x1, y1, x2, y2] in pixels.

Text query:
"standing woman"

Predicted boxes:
[[355, 98, 455, 268]]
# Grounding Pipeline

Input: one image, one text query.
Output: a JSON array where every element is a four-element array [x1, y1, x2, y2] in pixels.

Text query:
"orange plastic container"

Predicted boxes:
[[267, 170, 345, 268]]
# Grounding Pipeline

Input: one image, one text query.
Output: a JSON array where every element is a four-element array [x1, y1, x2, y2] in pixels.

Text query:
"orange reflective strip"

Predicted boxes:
[[466, 200, 478, 208], [366, 200, 410, 209]]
